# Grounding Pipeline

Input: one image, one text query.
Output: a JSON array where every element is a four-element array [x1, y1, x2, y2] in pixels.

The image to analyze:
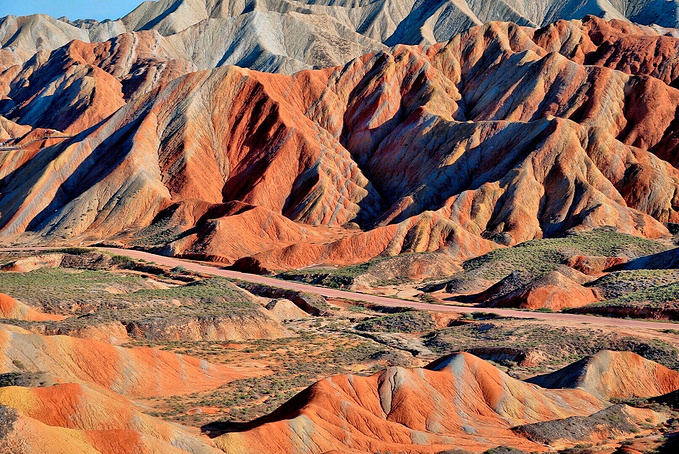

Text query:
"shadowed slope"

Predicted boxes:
[[4, 18, 679, 269], [211, 352, 607, 453], [528, 350, 679, 399]]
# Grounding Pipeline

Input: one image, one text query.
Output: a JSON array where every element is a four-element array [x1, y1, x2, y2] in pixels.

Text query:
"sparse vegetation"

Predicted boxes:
[[355, 311, 436, 333], [461, 228, 665, 283], [277, 261, 377, 289], [592, 282, 679, 308], [424, 319, 679, 370]]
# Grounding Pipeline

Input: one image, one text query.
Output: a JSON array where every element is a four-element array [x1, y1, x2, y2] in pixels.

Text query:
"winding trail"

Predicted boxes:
[[3, 246, 678, 330]]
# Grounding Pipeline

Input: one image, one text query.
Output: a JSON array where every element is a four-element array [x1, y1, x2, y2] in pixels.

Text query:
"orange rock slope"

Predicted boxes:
[[0, 322, 242, 453], [3, 17, 679, 270], [0, 319, 675, 454], [0, 323, 241, 398], [212, 351, 678, 453], [0, 293, 65, 321], [529, 350, 679, 400], [0, 383, 222, 453]]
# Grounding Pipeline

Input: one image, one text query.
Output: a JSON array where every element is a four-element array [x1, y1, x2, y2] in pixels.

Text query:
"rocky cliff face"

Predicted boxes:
[[3, 0, 679, 74], [2, 17, 679, 270]]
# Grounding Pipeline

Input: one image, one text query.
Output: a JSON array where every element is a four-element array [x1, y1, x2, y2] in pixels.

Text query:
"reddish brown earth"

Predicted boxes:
[[211, 352, 673, 453], [0, 319, 249, 453], [3, 17, 679, 270], [0, 293, 65, 321], [564, 255, 630, 275], [529, 350, 679, 399], [0, 383, 222, 453], [486, 271, 599, 310], [0, 323, 243, 398]]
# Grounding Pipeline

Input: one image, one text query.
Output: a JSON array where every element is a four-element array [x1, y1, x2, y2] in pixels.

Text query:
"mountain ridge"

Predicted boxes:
[[3, 0, 679, 74], [3, 17, 679, 270]]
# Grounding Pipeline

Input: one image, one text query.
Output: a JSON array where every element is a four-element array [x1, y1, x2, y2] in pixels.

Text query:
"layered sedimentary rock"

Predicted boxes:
[[211, 352, 675, 453], [3, 17, 679, 269], [0, 324, 241, 398], [0, 293, 66, 322], [4, 0, 679, 74], [0, 347, 673, 453], [0, 321, 243, 453], [0, 384, 222, 453], [529, 350, 679, 399]]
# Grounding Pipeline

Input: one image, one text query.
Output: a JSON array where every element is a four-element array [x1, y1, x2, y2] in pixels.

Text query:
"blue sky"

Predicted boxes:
[[0, 0, 146, 21]]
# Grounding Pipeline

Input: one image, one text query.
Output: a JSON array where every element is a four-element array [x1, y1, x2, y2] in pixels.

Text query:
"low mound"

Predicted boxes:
[[487, 271, 599, 310], [622, 248, 679, 270], [0, 383, 220, 452], [0, 293, 65, 322], [514, 404, 665, 447], [564, 255, 629, 275], [123, 305, 292, 342], [279, 252, 462, 291], [39, 321, 131, 345], [0, 252, 114, 272], [0, 324, 241, 398], [528, 350, 679, 399], [265, 299, 310, 321], [213, 353, 605, 453], [0, 253, 64, 272], [0, 404, 198, 454]]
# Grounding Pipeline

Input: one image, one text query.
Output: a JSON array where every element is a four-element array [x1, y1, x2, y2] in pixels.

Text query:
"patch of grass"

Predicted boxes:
[[110, 254, 136, 269], [134, 278, 251, 306], [0, 269, 255, 316], [0, 268, 145, 310], [588, 270, 679, 299], [277, 256, 395, 289]]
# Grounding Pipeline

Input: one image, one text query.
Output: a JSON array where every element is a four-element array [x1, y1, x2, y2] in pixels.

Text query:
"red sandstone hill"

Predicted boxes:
[[3, 17, 679, 270], [0, 317, 674, 453], [528, 350, 679, 400], [207, 351, 676, 453]]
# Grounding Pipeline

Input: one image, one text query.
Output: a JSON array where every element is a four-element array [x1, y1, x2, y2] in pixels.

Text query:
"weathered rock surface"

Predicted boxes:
[[0, 323, 241, 398], [564, 255, 629, 275], [528, 350, 679, 400], [211, 352, 676, 453], [265, 298, 310, 321], [0, 383, 222, 453], [3, 18, 679, 270], [485, 270, 599, 310], [4, 0, 679, 75], [0, 293, 65, 322]]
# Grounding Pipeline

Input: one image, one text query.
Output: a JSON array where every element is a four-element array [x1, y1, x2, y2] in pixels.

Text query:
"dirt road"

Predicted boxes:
[[97, 248, 679, 330], [3, 246, 677, 330]]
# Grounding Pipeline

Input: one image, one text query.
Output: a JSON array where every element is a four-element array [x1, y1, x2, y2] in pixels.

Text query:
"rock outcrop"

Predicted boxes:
[[209, 352, 679, 453], [528, 350, 679, 400], [0, 323, 241, 398], [3, 18, 679, 270], [484, 271, 599, 310]]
